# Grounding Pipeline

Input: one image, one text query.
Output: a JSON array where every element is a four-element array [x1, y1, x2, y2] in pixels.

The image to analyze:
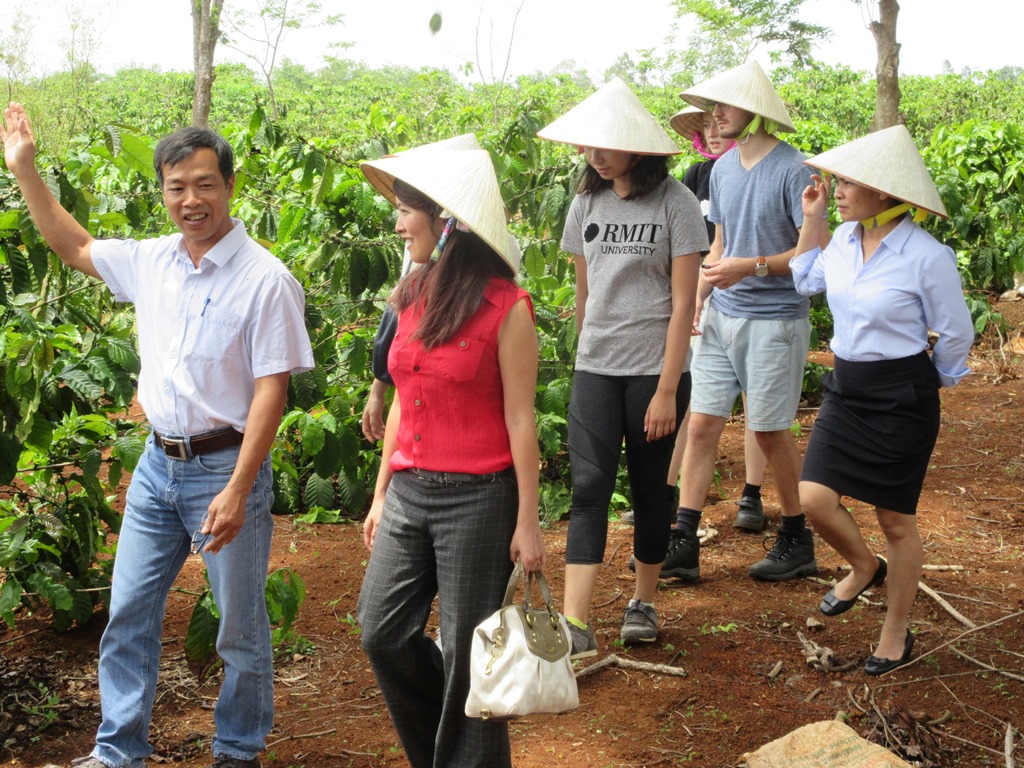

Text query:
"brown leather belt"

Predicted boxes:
[[153, 427, 244, 460]]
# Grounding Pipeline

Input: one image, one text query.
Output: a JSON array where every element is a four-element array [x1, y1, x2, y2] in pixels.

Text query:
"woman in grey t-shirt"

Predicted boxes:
[[538, 78, 708, 658]]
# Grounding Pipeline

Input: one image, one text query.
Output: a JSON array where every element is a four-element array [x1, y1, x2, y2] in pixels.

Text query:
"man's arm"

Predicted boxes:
[[2, 103, 98, 278], [200, 371, 291, 554]]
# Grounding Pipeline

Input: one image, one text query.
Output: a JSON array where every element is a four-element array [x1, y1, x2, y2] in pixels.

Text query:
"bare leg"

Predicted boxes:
[[740, 393, 766, 486], [677, 412, 727, 511], [755, 429, 802, 517], [666, 408, 691, 486], [563, 563, 600, 625], [800, 481, 878, 597], [874, 508, 922, 660], [632, 561, 661, 604]]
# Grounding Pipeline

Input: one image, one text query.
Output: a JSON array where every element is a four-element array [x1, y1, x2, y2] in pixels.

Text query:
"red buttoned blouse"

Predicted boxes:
[[388, 276, 533, 474]]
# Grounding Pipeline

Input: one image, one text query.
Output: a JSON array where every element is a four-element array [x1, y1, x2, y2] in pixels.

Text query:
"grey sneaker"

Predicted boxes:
[[620, 600, 658, 645], [733, 496, 765, 531], [567, 622, 597, 660], [749, 527, 817, 581], [211, 757, 261, 768], [70, 759, 109, 768], [661, 528, 700, 582], [619, 509, 635, 525]]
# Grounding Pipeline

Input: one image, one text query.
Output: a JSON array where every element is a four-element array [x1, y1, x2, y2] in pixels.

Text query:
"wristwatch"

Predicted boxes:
[[754, 256, 769, 277]]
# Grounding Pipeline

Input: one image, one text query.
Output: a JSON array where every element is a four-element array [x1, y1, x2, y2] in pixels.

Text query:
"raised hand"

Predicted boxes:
[[802, 173, 830, 220], [1, 102, 38, 175]]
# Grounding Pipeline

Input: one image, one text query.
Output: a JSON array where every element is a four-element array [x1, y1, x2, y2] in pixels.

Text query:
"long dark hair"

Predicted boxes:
[[574, 154, 669, 200], [390, 179, 514, 349]]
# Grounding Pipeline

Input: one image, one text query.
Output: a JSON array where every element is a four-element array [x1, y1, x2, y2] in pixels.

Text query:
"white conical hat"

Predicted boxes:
[[805, 125, 947, 218], [679, 61, 795, 133], [669, 105, 707, 142], [537, 77, 681, 155], [360, 150, 518, 269]]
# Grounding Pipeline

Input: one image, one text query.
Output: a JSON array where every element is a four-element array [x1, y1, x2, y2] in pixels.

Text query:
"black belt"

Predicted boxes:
[[407, 467, 514, 485], [153, 427, 244, 460]]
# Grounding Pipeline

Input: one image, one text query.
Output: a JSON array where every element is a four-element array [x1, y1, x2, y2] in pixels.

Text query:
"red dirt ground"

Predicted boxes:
[[3, 300, 1023, 768]]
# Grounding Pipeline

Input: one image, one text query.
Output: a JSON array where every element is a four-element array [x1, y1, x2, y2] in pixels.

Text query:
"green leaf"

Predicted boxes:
[[0, 210, 20, 231], [0, 579, 24, 629], [348, 249, 370, 297], [298, 414, 326, 456], [311, 160, 334, 206], [7, 244, 34, 294], [311, 430, 341, 478], [114, 434, 146, 472], [303, 473, 335, 511], [264, 567, 306, 632], [185, 590, 221, 664]]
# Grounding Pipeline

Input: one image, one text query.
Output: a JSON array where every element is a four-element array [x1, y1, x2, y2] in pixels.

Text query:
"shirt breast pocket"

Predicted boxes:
[[434, 337, 486, 382], [192, 306, 245, 361]]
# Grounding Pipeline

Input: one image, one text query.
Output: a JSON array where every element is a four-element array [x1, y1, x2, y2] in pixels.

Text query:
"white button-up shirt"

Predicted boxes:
[[91, 219, 314, 435], [790, 217, 973, 387]]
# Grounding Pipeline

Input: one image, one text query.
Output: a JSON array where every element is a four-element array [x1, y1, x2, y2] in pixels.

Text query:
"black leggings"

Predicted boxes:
[[565, 369, 690, 565]]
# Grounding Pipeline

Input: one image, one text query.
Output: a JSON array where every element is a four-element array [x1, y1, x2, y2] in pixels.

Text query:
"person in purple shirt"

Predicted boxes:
[[791, 125, 973, 676]]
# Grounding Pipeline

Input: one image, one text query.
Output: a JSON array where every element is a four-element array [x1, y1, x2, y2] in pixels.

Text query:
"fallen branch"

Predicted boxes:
[[949, 646, 1024, 684], [265, 727, 337, 748], [918, 581, 977, 628], [899, 610, 1024, 673], [575, 653, 688, 680]]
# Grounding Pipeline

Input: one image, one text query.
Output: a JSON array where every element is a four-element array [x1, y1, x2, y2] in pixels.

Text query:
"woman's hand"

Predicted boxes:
[[510, 518, 545, 573], [644, 390, 677, 442], [802, 174, 830, 220], [363, 496, 385, 551]]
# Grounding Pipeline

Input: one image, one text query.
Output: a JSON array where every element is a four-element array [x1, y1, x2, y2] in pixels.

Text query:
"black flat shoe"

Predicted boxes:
[[864, 629, 914, 676], [819, 556, 887, 617]]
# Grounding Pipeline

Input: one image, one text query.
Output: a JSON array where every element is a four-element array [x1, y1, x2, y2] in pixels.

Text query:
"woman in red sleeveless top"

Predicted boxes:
[[356, 149, 544, 768]]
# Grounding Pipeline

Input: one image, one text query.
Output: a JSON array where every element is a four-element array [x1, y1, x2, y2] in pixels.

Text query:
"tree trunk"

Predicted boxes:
[[869, 0, 901, 130], [191, 0, 225, 128]]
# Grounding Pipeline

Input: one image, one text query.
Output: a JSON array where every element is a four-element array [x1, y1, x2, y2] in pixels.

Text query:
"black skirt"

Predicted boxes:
[[801, 351, 940, 514]]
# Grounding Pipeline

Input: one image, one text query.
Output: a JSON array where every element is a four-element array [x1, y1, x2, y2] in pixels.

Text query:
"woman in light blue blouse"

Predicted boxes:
[[790, 125, 973, 676]]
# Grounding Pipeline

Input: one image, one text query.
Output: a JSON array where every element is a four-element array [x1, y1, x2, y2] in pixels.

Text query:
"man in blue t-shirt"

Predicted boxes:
[[664, 62, 818, 582]]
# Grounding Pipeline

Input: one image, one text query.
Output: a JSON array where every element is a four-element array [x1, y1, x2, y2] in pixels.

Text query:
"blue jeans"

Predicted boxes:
[[92, 435, 275, 767]]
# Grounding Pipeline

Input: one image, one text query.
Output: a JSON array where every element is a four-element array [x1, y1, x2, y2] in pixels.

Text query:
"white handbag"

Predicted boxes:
[[465, 563, 579, 720]]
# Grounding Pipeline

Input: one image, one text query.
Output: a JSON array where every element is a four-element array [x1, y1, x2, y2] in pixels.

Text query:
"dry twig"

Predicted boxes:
[[950, 646, 1024, 683], [917, 581, 977, 628], [574, 654, 688, 680]]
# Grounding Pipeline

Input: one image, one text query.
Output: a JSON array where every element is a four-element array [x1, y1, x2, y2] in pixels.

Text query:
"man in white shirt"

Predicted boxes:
[[2, 102, 314, 768]]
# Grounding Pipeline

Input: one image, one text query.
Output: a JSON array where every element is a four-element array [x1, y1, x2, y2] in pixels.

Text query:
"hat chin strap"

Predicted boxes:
[[860, 202, 926, 229], [736, 114, 781, 142]]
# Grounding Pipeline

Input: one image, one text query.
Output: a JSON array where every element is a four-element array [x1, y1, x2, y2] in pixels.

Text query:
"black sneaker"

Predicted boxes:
[[749, 527, 817, 581], [661, 528, 700, 582], [211, 757, 261, 768], [733, 496, 765, 531]]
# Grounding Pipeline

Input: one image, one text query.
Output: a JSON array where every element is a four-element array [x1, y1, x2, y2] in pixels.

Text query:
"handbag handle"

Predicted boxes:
[[500, 562, 559, 619]]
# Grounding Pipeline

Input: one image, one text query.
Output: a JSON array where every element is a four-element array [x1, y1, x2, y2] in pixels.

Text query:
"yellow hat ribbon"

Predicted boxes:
[[860, 202, 926, 229], [736, 114, 781, 141]]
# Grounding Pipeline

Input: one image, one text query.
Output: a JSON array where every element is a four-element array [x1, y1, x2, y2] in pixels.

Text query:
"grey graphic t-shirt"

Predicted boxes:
[[562, 175, 708, 376]]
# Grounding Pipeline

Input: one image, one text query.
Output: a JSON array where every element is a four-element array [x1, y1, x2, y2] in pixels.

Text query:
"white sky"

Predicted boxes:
[[17, 0, 1021, 81]]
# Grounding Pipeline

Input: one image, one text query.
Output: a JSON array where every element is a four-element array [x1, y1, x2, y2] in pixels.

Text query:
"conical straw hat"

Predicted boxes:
[[360, 150, 518, 269], [669, 105, 707, 142], [398, 133, 482, 155], [538, 77, 680, 155], [805, 125, 947, 218], [679, 61, 795, 133]]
